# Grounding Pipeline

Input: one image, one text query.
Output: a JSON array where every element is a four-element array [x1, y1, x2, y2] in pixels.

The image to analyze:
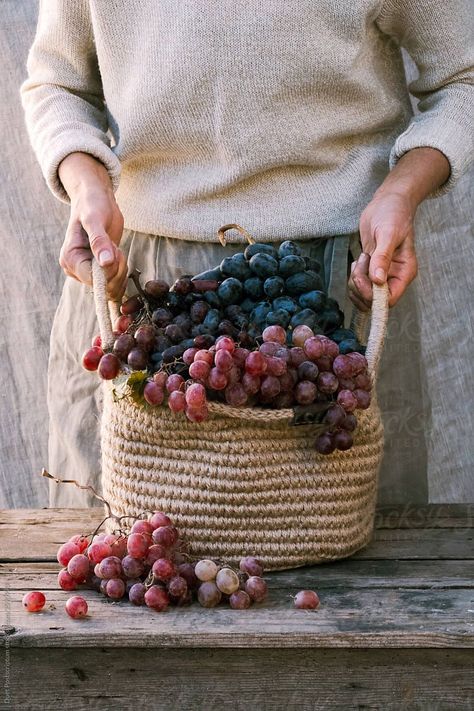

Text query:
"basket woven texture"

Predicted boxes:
[[92, 250, 389, 571]]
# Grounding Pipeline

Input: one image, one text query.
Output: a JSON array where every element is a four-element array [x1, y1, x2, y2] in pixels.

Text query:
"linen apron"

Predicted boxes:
[[47, 230, 362, 507]]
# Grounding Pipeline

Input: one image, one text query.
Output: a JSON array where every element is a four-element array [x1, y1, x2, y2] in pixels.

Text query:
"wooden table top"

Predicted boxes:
[[1, 505, 473, 650]]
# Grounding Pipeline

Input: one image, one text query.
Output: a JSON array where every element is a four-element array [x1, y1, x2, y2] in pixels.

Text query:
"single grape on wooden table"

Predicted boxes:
[[22, 591, 46, 612]]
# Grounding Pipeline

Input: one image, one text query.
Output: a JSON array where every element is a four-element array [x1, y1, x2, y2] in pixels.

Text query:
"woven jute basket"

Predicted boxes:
[[92, 232, 389, 571]]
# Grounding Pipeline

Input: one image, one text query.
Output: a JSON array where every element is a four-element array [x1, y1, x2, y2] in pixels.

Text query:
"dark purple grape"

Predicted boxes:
[[172, 276, 193, 295], [323, 403, 346, 427], [314, 432, 336, 455], [144, 279, 169, 299], [113, 333, 135, 361], [178, 563, 199, 591], [164, 324, 184, 344], [194, 334, 215, 349], [317, 372, 339, 394], [334, 429, 353, 451], [128, 582, 146, 606], [354, 389, 371, 410], [127, 348, 149, 370], [341, 413, 357, 432], [190, 300, 210, 324], [295, 380, 317, 405], [297, 361, 319, 382], [135, 325, 156, 352], [229, 590, 252, 609], [260, 375, 281, 400], [152, 308, 173, 328]]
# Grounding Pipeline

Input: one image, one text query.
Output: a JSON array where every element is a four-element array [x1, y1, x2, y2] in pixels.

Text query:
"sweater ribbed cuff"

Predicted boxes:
[[389, 116, 473, 199], [41, 130, 122, 203]]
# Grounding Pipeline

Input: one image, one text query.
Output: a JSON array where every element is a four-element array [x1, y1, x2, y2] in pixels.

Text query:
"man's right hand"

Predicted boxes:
[[58, 152, 128, 301]]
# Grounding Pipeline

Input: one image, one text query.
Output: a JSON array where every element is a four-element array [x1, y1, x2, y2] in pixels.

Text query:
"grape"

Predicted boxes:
[[245, 351, 267, 376], [146, 544, 167, 566], [166, 374, 185, 393], [183, 347, 198, 365], [295, 380, 317, 405], [128, 582, 146, 606], [294, 590, 320, 609], [259, 341, 281, 357], [148, 511, 173, 529], [225, 383, 248, 406], [127, 348, 148, 371], [338, 377, 356, 391], [144, 381, 165, 406], [121, 295, 143, 315], [98, 353, 121, 379], [168, 390, 186, 412], [164, 324, 185, 343], [113, 334, 135, 361], [315, 355, 333, 372], [22, 591, 46, 612], [98, 556, 123, 579], [314, 432, 336, 455], [178, 563, 200, 590], [121, 555, 145, 579], [334, 429, 353, 450], [323, 403, 346, 427], [292, 325, 314, 347], [215, 336, 236, 353], [152, 558, 177, 582], [242, 372, 260, 395], [297, 361, 319, 382], [99, 580, 108, 595], [303, 336, 325, 361], [173, 276, 193, 295], [106, 578, 126, 599], [194, 349, 214, 365], [265, 356, 287, 377], [336, 389, 357, 412], [208, 367, 228, 390], [114, 314, 133, 334], [135, 325, 156, 352], [239, 556, 264, 577], [341, 413, 357, 432], [65, 596, 88, 619], [354, 389, 371, 409], [317, 372, 339, 394], [153, 371, 168, 388], [195, 559, 218, 582], [130, 520, 154, 537], [92, 334, 102, 348], [227, 366, 240, 386], [109, 536, 128, 559], [245, 576, 268, 602], [168, 576, 188, 599], [89, 575, 102, 592], [215, 567, 240, 594], [197, 581, 222, 608], [67, 554, 90, 582], [152, 525, 179, 548], [144, 585, 170, 611], [354, 372, 372, 390], [347, 352, 367, 375], [325, 340, 340, 358], [229, 590, 252, 609], [190, 300, 210, 324], [332, 355, 354, 379], [289, 347, 306, 367], [262, 325, 286, 345], [215, 349, 234, 372], [57, 541, 81, 567], [186, 405, 209, 422], [82, 346, 103, 371], [152, 307, 173, 328], [58, 569, 77, 591], [127, 533, 149, 559], [144, 279, 170, 299], [188, 360, 210, 383], [233, 347, 250, 368], [185, 382, 207, 407], [260, 375, 280, 400]]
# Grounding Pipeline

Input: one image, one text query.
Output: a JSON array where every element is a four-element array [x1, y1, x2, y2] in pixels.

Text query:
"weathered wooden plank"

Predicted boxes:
[[1, 508, 473, 562], [1, 559, 473, 592], [374, 503, 474, 529], [1, 647, 472, 711], [2, 587, 473, 649]]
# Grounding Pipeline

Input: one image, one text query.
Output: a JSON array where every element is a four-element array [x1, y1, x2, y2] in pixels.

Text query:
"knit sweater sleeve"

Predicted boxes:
[[20, 0, 121, 203], [376, 0, 474, 196]]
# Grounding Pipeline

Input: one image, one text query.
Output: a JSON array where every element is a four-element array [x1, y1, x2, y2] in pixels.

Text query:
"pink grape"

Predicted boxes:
[[127, 348, 148, 370], [92, 334, 102, 348], [168, 576, 188, 599], [304, 337, 326, 361], [295, 380, 317, 405], [265, 356, 287, 376], [294, 590, 320, 609], [215, 336, 235, 353], [347, 352, 367, 375], [152, 525, 179, 548], [341, 413, 357, 432], [242, 372, 260, 395], [65, 596, 88, 619], [98, 556, 123, 579], [227, 366, 240, 385], [233, 347, 250, 367], [130, 520, 154, 537], [354, 372, 372, 390], [262, 325, 286, 345], [128, 582, 146, 606], [183, 347, 198, 365], [82, 346, 103, 371], [152, 558, 177, 582], [144, 381, 165, 406], [292, 325, 314, 347], [354, 389, 371, 409], [229, 590, 252, 609], [197, 582, 222, 608], [215, 349, 234, 372], [148, 511, 173, 529], [109, 536, 128, 559], [127, 533, 149, 559], [325, 340, 340, 358], [186, 406, 209, 422], [114, 314, 133, 333], [22, 591, 46, 612], [67, 554, 90, 582], [245, 576, 268, 602], [153, 371, 168, 388], [98, 353, 121, 379], [121, 555, 145, 579], [208, 367, 228, 390], [332, 355, 354, 379], [166, 374, 185, 393], [289, 347, 306, 367], [260, 375, 280, 400], [120, 295, 142, 315], [194, 349, 214, 365], [185, 382, 207, 407], [245, 351, 267, 376], [57, 541, 81, 567], [334, 429, 353, 450], [239, 556, 264, 577], [145, 585, 170, 611], [146, 544, 167, 565], [225, 383, 248, 406], [68, 534, 89, 552], [317, 372, 339, 394], [259, 341, 281, 357], [168, 390, 186, 412], [106, 578, 126, 599], [315, 433, 336, 455], [337, 389, 358, 412], [135, 324, 156, 351], [58, 569, 77, 591], [189, 360, 211, 382]]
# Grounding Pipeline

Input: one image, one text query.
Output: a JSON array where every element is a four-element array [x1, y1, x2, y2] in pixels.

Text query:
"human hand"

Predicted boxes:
[[58, 153, 128, 301], [348, 191, 418, 311]]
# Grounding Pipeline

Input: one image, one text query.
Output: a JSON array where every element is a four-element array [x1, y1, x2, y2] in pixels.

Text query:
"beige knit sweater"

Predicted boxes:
[[21, 0, 473, 242]]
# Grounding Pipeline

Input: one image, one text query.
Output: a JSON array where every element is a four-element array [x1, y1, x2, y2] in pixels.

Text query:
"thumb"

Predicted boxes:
[[369, 229, 397, 284], [83, 219, 117, 268]]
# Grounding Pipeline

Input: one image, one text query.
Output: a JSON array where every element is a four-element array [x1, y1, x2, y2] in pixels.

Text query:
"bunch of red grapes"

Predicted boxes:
[[82, 240, 372, 453], [56, 510, 268, 613]]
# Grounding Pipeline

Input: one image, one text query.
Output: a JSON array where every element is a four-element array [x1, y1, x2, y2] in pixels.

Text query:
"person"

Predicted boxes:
[[21, 1, 473, 507]]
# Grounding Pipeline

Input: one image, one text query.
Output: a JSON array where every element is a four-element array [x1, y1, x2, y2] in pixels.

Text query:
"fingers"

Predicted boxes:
[[105, 249, 129, 301], [385, 239, 418, 308], [82, 215, 120, 282], [348, 253, 372, 311], [368, 226, 401, 285]]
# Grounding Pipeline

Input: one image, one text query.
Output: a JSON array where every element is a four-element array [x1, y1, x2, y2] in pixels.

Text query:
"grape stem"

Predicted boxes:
[[128, 269, 153, 318], [41, 469, 114, 519]]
